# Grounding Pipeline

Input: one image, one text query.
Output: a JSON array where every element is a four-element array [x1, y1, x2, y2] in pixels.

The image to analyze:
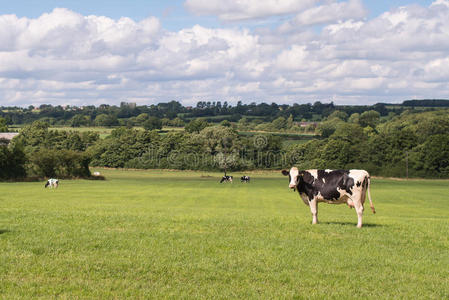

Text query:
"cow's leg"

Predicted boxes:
[[353, 200, 364, 228], [310, 199, 318, 224]]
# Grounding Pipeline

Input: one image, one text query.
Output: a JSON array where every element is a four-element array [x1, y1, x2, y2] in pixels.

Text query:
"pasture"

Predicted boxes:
[[1, 169, 448, 298]]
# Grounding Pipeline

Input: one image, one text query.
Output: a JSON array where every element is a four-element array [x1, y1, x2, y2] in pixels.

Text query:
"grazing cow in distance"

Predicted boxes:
[[240, 176, 250, 183], [282, 168, 375, 228], [220, 175, 233, 183], [45, 178, 59, 189]]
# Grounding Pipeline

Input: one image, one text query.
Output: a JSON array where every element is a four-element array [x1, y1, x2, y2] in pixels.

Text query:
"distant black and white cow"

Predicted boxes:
[[45, 178, 59, 189], [282, 168, 375, 228], [240, 176, 250, 183], [220, 175, 233, 183]]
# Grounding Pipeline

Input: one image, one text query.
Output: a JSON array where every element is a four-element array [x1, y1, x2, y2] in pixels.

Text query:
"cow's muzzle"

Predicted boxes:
[[289, 184, 296, 191]]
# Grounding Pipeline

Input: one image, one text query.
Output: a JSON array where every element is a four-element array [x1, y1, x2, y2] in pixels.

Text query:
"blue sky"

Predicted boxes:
[[0, 0, 447, 106], [0, 0, 434, 29]]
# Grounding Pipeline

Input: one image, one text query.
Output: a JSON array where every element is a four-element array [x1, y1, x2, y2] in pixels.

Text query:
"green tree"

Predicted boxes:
[[136, 113, 149, 125], [199, 126, 241, 172], [237, 117, 249, 130], [271, 117, 287, 130], [286, 114, 294, 129], [70, 115, 90, 127], [348, 113, 360, 124], [328, 110, 348, 121], [89, 128, 158, 168], [170, 117, 185, 127], [0, 142, 27, 180], [359, 110, 380, 128], [143, 116, 162, 130], [30, 148, 59, 177], [318, 119, 344, 138], [412, 134, 449, 177], [94, 114, 118, 127], [220, 120, 232, 127], [185, 119, 209, 133], [14, 121, 50, 152], [0, 117, 8, 132]]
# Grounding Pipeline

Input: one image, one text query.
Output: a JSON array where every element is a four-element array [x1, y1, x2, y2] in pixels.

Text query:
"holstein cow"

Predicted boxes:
[[220, 175, 233, 183], [45, 178, 59, 189], [240, 176, 250, 183], [282, 168, 375, 228]]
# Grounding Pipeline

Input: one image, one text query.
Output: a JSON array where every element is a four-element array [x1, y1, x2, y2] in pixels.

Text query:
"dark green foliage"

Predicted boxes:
[[70, 115, 90, 127], [29, 149, 59, 177], [16, 121, 99, 153], [185, 118, 209, 133], [411, 134, 449, 177], [317, 118, 344, 138], [220, 120, 232, 127], [0, 142, 27, 180], [328, 110, 348, 121], [89, 128, 159, 168], [403, 99, 449, 107], [359, 110, 380, 128], [94, 114, 119, 127], [0, 117, 8, 132], [11, 121, 98, 179], [271, 117, 287, 130], [28, 148, 91, 178], [3, 104, 449, 178], [287, 110, 449, 178], [143, 116, 162, 130]]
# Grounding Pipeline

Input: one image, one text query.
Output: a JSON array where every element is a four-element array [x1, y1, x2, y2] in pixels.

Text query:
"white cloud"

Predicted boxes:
[[185, 0, 318, 21], [293, 0, 366, 26], [1, 2, 449, 107]]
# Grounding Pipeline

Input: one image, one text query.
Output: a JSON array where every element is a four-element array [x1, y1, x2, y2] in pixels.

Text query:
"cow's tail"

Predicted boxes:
[[367, 176, 376, 214]]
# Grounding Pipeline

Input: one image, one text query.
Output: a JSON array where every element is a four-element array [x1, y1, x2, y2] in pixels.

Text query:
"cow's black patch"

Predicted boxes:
[[220, 175, 233, 183], [240, 176, 250, 182], [295, 170, 355, 201], [362, 177, 368, 189], [356, 181, 361, 187]]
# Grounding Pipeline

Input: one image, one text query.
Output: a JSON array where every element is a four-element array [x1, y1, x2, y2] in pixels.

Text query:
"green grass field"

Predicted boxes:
[[1, 169, 448, 299]]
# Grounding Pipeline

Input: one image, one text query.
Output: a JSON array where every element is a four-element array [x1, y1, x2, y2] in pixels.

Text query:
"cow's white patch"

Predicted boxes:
[[289, 167, 299, 188], [348, 169, 369, 182], [307, 169, 318, 179]]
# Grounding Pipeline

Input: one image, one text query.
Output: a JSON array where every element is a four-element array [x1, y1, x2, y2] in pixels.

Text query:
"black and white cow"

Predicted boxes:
[[45, 178, 59, 189], [240, 176, 250, 183], [282, 168, 375, 228], [220, 175, 233, 183]]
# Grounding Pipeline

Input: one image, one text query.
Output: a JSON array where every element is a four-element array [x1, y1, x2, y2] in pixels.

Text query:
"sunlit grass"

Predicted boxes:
[[1, 169, 448, 298]]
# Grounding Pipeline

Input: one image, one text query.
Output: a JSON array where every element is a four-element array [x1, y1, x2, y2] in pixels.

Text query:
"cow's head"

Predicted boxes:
[[44, 181, 49, 188], [281, 167, 300, 191]]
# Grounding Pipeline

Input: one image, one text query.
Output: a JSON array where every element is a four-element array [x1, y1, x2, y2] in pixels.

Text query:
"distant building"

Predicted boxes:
[[299, 122, 317, 128], [0, 132, 19, 144], [120, 102, 137, 109]]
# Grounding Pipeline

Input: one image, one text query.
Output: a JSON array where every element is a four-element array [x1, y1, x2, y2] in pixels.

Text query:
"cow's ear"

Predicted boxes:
[[281, 170, 289, 176]]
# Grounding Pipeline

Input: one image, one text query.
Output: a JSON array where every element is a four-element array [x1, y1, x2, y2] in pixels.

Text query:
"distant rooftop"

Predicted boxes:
[[0, 132, 19, 141]]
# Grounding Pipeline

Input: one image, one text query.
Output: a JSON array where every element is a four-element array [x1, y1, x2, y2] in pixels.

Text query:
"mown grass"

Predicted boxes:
[[1, 169, 448, 299]]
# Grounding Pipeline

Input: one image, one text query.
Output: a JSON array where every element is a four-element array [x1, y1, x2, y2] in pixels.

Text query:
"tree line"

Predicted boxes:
[[1, 106, 448, 180], [2, 99, 448, 128]]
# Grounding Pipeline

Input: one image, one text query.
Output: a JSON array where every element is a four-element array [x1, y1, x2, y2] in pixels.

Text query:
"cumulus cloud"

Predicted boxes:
[[292, 0, 366, 26], [1, 2, 449, 107], [185, 0, 318, 21]]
